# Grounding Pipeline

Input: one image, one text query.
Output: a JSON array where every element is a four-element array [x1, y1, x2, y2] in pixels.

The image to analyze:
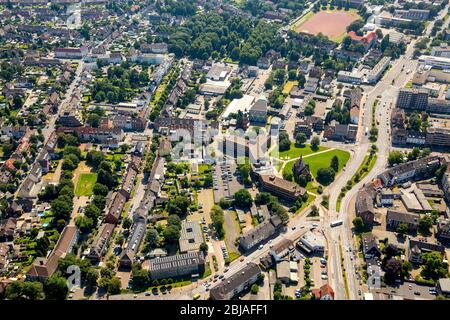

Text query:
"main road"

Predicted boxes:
[[327, 2, 450, 300]]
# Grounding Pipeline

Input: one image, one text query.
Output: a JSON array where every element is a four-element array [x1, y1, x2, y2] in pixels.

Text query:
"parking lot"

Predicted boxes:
[[213, 161, 243, 203]]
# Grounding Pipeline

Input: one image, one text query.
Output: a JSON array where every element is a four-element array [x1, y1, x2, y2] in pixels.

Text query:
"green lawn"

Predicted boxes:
[[272, 143, 329, 160], [75, 173, 98, 196], [284, 149, 350, 179]]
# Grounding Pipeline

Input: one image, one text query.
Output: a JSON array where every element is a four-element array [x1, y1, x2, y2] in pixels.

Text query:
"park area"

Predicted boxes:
[[292, 9, 360, 42], [75, 173, 97, 196]]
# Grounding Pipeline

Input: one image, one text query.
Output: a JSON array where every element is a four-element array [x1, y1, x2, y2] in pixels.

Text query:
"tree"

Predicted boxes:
[[51, 196, 73, 221], [163, 225, 180, 244], [131, 267, 150, 289], [330, 155, 339, 172], [384, 258, 402, 284], [86, 113, 101, 128], [316, 167, 336, 185], [84, 204, 101, 223], [352, 217, 364, 231], [238, 162, 252, 186], [418, 215, 433, 236], [310, 136, 320, 151], [97, 169, 115, 189], [396, 224, 408, 236], [167, 195, 191, 216], [421, 251, 448, 280], [234, 189, 253, 209], [251, 283, 259, 294], [295, 133, 307, 146], [35, 236, 51, 257], [5, 281, 44, 300], [75, 215, 94, 233], [388, 151, 404, 166], [86, 151, 105, 169], [93, 183, 109, 196], [200, 242, 208, 253], [107, 277, 122, 295], [210, 205, 225, 239], [146, 228, 159, 248], [44, 275, 68, 300]]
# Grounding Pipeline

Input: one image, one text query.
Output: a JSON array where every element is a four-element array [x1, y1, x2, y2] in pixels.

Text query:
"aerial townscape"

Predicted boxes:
[[1, 0, 450, 303]]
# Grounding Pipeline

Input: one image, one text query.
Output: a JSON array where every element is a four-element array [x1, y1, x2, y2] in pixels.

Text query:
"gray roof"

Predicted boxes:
[[209, 262, 261, 300], [179, 221, 203, 253]]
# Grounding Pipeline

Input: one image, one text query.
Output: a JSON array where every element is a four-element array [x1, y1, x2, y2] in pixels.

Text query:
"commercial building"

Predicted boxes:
[[431, 44, 450, 58], [258, 174, 307, 202], [55, 46, 88, 59], [298, 231, 326, 255], [179, 221, 203, 253], [337, 70, 364, 84], [419, 55, 450, 70], [147, 251, 205, 280], [396, 88, 429, 111]]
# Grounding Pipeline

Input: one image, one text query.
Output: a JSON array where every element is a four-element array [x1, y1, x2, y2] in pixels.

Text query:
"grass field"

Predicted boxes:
[[75, 173, 98, 196], [283, 149, 350, 179], [272, 143, 329, 160]]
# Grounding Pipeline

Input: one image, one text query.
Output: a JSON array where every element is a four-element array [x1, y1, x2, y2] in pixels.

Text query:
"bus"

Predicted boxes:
[[330, 220, 343, 227]]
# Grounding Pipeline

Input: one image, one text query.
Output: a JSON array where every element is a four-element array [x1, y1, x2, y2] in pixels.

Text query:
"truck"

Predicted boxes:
[[330, 220, 343, 227]]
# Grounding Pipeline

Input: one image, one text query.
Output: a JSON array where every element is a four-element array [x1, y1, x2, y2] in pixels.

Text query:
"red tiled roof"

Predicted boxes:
[[348, 31, 377, 44]]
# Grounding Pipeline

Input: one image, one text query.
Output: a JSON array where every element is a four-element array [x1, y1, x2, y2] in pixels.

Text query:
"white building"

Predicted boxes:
[[419, 55, 450, 70]]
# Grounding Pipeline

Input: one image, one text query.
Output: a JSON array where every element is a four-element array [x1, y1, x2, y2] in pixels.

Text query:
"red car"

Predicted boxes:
[[320, 264, 326, 268]]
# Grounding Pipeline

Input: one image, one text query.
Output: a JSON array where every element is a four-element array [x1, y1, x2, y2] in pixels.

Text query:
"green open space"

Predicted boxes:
[[75, 173, 98, 196], [283, 149, 350, 179], [273, 143, 329, 160]]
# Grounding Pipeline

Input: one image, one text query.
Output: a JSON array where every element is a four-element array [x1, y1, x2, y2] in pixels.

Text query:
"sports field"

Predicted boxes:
[[293, 9, 360, 42]]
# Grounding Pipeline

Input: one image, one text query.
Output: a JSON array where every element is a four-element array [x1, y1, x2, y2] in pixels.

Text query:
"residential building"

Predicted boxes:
[[355, 186, 376, 225], [408, 239, 445, 264], [26, 226, 79, 281], [119, 215, 146, 268], [87, 223, 115, 262], [437, 278, 450, 297], [396, 88, 429, 111], [367, 57, 391, 83], [378, 156, 441, 186], [105, 189, 128, 224], [209, 262, 261, 300], [239, 215, 283, 251], [386, 210, 420, 232], [437, 219, 450, 240], [361, 234, 381, 260], [312, 284, 335, 300]]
